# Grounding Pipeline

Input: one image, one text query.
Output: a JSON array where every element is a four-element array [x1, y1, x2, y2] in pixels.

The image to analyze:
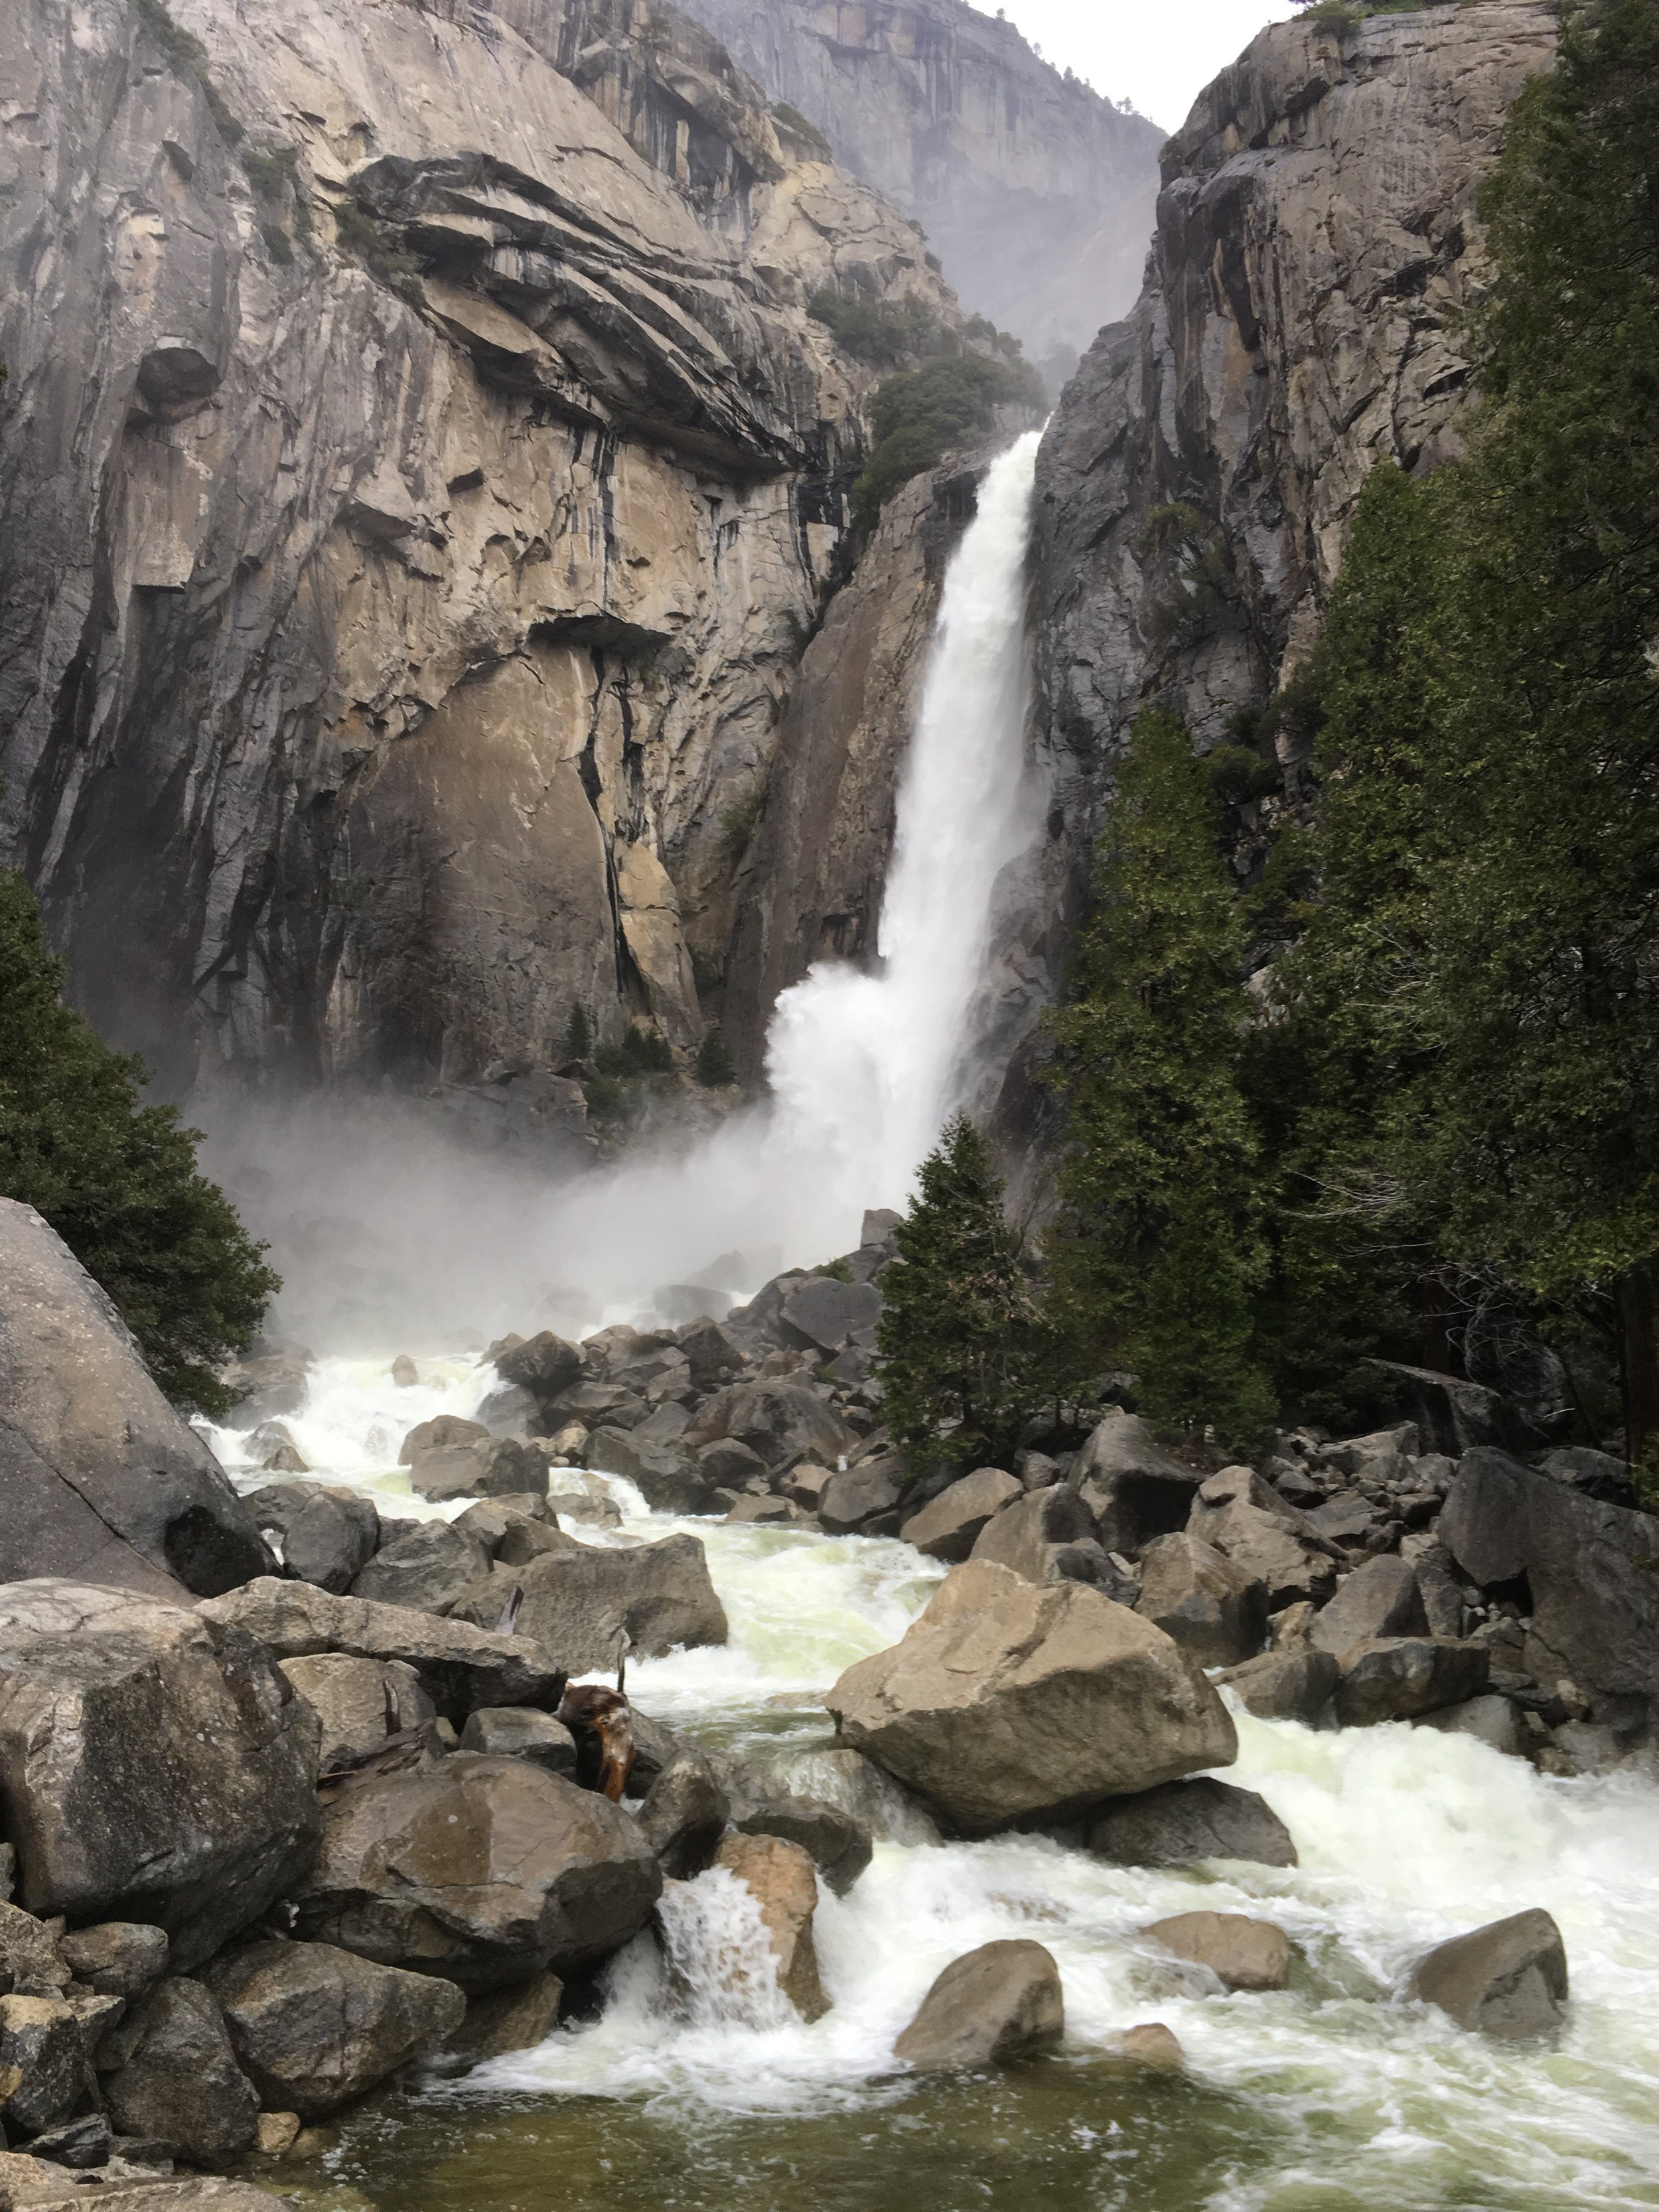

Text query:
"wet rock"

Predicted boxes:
[[202, 1940, 466, 2118], [0, 1582, 320, 1971], [454, 1501, 567, 1564], [58, 1924, 169, 2003], [351, 1521, 491, 1614], [784, 1749, 942, 1846], [550, 1384, 646, 1432], [1070, 1413, 1202, 1556], [511, 1534, 727, 1676], [968, 1485, 1097, 1583], [280, 1655, 435, 1773], [0, 1201, 275, 1600], [638, 1755, 731, 1879], [1187, 1470, 1337, 1608], [198, 1579, 563, 1720], [778, 1279, 881, 1356], [826, 1559, 1237, 1834], [731, 1796, 873, 1897], [1135, 1532, 1267, 1667], [1334, 1638, 1490, 1726], [1086, 1779, 1297, 1869], [1311, 1556, 1429, 1656], [254, 2112, 301, 2156], [818, 1457, 906, 1535], [1439, 1448, 1659, 1730], [586, 1429, 715, 1515], [0, 1996, 83, 2134], [686, 1383, 854, 1473], [1218, 1649, 1339, 1723], [242, 1485, 380, 1597], [712, 1837, 828, 2022], [27, 2112, 110, 2170], [102, 1980, 259, 2165], [1141, 1912, 1291, 1992], [447, 1970, 563, 2061], [892, 1940, 1063, 2071], [1407, 1909, 1567, 2037], [724, 1494, 807, 1525], [1105, 2022, 1184, 2071], [900, 1469, 1023, 1562], [397, 1416, 490, 1489], [1416, 1694, 1527, 1757], [457, 1707, 577, 1775], [292, 1753, 661, 1990], [487, 1334, 583, 1409], [390, 1358, 419, 1389], [411, 1436, 552, 1507]]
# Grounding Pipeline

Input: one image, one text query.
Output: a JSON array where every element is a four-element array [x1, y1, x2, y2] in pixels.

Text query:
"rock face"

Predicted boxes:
[[891, 1939, 1063, 2072], [0, 0, 974, 1099], [0, 1203, 273, 1600], [1407, 1909, 1567, 2039], [680, 0, 1163, 366], [291, 1753, 662, 1990], [202, 1940, 467, 2117], [0, 1583, 321, 1971], [824, 1559, 1237, 1834]]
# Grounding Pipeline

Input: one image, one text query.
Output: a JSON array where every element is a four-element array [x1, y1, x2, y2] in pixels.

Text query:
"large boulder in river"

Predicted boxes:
[[0, 1201, 275, 1599], [824, 1560, 1237, 1834], [350, 1519, 490, 1613], [818, 1455, 905, 1535], [1135, 1532, 1266, 1666], [1333, 1636, 1489, 1726], [586, 1428, 716, 1514], [1086, 1778, 1295, 1868], [508, 1534, 727, 1675], [893, 1940, 1063, 2071], [685, 1381, 853, 1471], [1070, 1412, 1202, 1555], [712, 1835, 828, 2022], [0, 1582, 320, 1970], [969, 1486, 1100, 1582], [486, 1332, 583, 1408], [1310, 1556, 1428, 1655], [198, 1578, 563, 1719], [1406, 1908, 1567, 2038], [900, 1469, 1022, 1562], [202, 1939, 466, 2117], [291, 1753, 661, 1990], [1439, 1447, 1659, 1731]]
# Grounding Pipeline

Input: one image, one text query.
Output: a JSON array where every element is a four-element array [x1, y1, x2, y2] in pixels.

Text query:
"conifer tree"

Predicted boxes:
[[562, 1001, 592, 1063], [877, 1113, 1042, 1479], [0, 870, 278, 1415], [695, 1025, 735, 1087], [1045, 709, 1273, 1451]]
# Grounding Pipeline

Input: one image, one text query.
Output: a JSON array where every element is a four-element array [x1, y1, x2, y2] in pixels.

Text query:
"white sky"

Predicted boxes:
[[997, 1, 1303, 133]]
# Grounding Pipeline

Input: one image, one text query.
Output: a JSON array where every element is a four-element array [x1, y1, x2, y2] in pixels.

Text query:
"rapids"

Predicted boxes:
[[210, 1358, 1659, 2212]]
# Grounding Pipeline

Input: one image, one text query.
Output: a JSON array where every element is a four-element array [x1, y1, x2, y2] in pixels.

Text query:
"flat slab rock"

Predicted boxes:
[[893, 1940, 1064, 2071], [0, 2177, 295, 2212], [1086, 1779, 1297, 1869]]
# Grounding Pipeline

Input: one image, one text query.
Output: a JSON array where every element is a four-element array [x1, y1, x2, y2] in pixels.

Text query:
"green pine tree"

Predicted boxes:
[[695, 1026, 735, 1087], [0, 870, 279, 1415], [877, 1113, 1043, 1480], [1045, 708, 1273, 1451], [562, 1001, 592, 1063]]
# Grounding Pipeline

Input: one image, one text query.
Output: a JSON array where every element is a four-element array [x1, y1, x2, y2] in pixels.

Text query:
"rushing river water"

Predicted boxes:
[[210, 1357, 1659, 2212]]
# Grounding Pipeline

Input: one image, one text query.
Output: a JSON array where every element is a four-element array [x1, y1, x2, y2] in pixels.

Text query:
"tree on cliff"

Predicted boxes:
[[877, 1114, 1043, 1479], [0, 870, 279, 1416], [1044, 710, 1274, 1452]]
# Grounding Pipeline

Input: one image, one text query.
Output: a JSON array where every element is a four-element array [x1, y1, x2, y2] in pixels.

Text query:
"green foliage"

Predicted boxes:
[[807, 291, 940, 368], [695, 1026, 735, 1087], [562, 1003, 592, 1064], [331, 201, 424, 308], [877, 1115, 1045, 1480], [0, 871, 278, 1416], [816, 1257, 853, 1285], [852, 353, 1043, 526], [1044, 711, 1274, 1452], [595, 1024, 675, 1078], [1205, 741, 1281, 810], [770, 102, 831, 159]]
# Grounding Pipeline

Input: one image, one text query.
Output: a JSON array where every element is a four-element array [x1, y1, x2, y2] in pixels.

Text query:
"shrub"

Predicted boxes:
[[852, 352, 1043, 526]]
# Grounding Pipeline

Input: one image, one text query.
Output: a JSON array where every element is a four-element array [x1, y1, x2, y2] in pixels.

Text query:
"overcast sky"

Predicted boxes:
[[997, 1, 1303, 133]]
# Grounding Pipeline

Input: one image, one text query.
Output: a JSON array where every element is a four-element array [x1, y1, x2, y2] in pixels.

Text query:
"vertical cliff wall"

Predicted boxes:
[[670, 0, 1165, 375]]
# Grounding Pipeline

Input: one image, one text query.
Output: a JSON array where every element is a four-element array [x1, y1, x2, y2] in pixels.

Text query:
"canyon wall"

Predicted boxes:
[[0, 0, 982, 1120], [672, 0, 1165, 376]]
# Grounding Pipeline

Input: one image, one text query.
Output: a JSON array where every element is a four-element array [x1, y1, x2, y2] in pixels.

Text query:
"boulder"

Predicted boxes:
[[778, 1279, 881, 1355], [1069, 1413, 1201, 1555], [56, 1924, 169, 2002], [391, 1357, 420, 1388], [1536, 1446, 1636, 1508], [350, 1520, 491, 1615], [901, 1469, 1023, 1563], [510, 1536, 728, 1676], [1141, 1911, 1290, 1992], [0, 1996, 84, 2134], [1334, 1638, 1490, 1726], [198, 1580, 564, 1720], [0, 1582, 321, 1971], [1186, 1470, 1337, 1607], [496, 1519, 579, 1567], [1416, 1694, 1526, 1757], [1216, 1649, 1338, 1723], [729, 1796, 873, 1897], [724, 1494, 806, 1524], [711, 1837, 828, 2022], [202, 1940, 466, 2118], [487, 1333, 583, 1407], [1307, 1493, 1383, 1548], [1366, 1361, 1546, 1457], [818, 1457, 906, 1536], [686, 1382, 854, 1472], [549, 1383, 645, 1431], [782, 1463, 835, 1510], [696, 1438, 770, 1491], [291, 1753, 662, 1990], [638, 1756, 730, 1880], [0, 1901, 71, 1996], [241, 1485, 379, 1596], [102, 1980, 259, 2164], [1439, 1447, 1659, 1731], [825, 1560, 1237, 1834], [892, 1940, 1062, 2071], [1086, 1779, 1296, 1868], [0, 1201, 275, 1599], [968, 1487, 1096, 1582], [397, 1416, 489, 1485], [409, 1437, 551, 1506], [677, 1320, 745, 1394], [1134, 1532, 1267, 1667], [446, 1970, 563, 2062], [457, 1707, 577, 1775], [1406, 1909, 1567, 2038], [1404, 1540, 1468, 1639], [453, 1496, 553, 1550], [585, 1429, 715, 1514], [27, 2112, 110, 2168], [783, 1748, 942, 1846], [279, 1655, 434, 1773], [1310, 1557, 1429, 1656], [1105, 2022, 1184, 2071]]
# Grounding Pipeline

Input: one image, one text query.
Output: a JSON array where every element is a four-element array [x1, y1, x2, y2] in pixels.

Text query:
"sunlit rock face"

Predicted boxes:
[[674, 0, 1165, 378], [0, 0, 962, 1095]]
